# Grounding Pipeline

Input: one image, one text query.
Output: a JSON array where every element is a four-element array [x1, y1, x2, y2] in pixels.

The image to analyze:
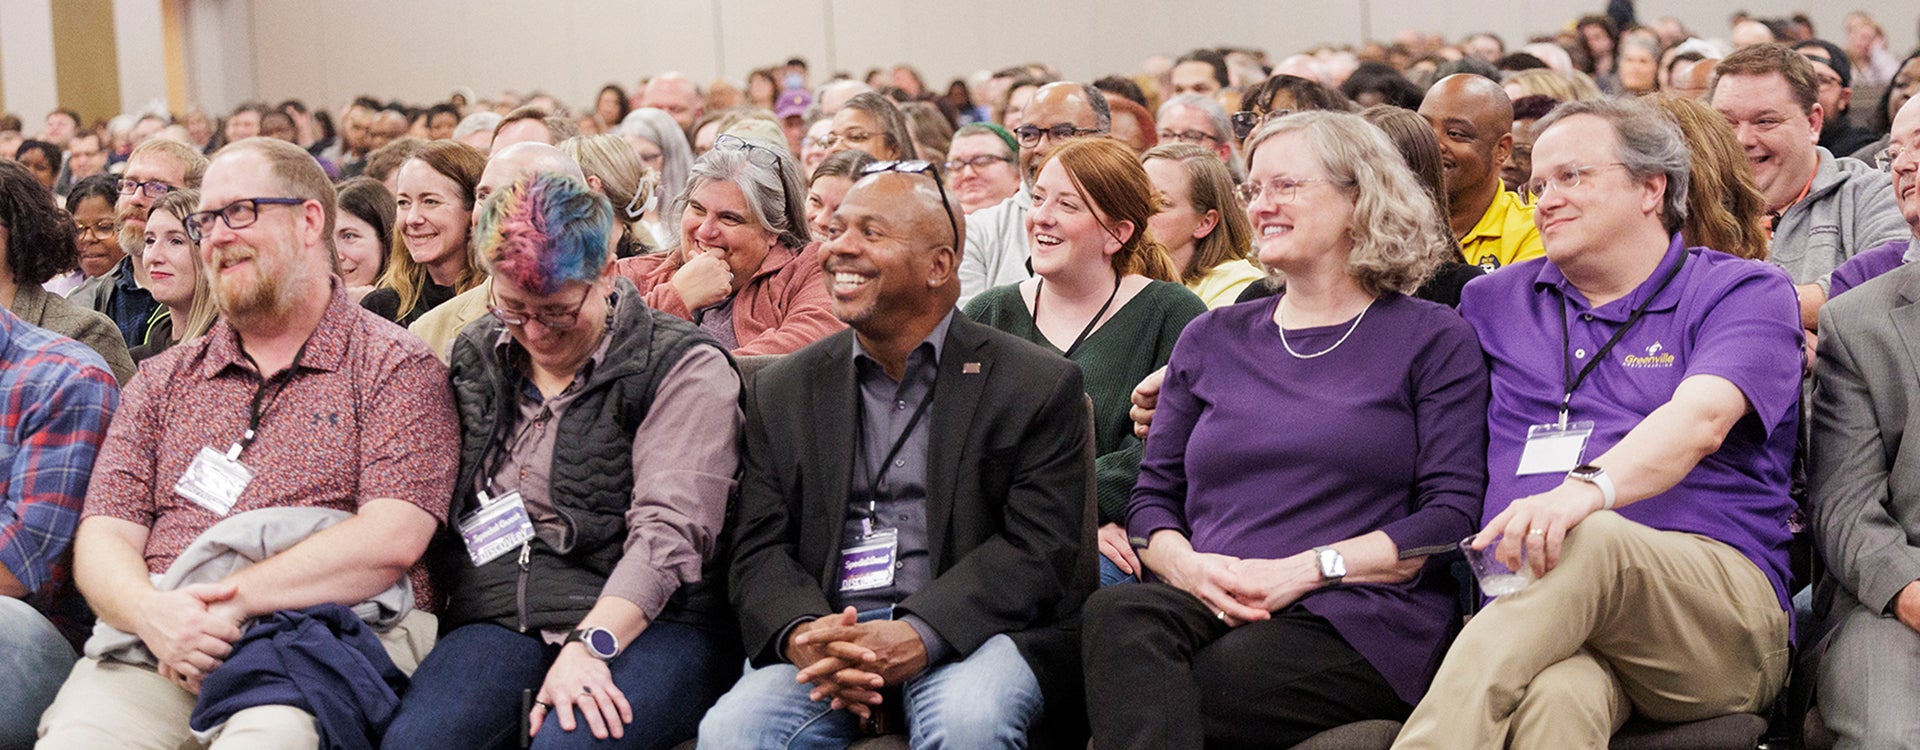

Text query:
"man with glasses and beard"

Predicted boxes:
[[37, 137, 458, 748], [699, 163, 1094, 748], [68, 139, 207, 349]]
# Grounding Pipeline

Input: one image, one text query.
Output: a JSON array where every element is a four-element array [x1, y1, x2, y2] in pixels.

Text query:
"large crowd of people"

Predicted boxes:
[[3, 4, 1920, 749]]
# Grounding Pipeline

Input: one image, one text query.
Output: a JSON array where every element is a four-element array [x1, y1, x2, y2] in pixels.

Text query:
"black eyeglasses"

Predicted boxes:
[[1230, 109, 1292, 140], [861, 160, 960, 251], [713, 133, 790, 186], [1157, 129, 1223, 146], [117, 178, 178, 199], [487, 286, 593, 331], [1012, 123, 1104, 149], [184, 198, 307, 243]]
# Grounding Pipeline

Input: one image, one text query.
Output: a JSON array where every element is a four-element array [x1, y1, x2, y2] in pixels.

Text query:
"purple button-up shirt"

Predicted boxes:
[[1463, 234, 1802, 609]]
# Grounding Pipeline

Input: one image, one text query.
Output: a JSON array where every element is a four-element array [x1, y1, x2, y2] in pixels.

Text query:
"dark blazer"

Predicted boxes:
[[728, 311, 1096, 696]]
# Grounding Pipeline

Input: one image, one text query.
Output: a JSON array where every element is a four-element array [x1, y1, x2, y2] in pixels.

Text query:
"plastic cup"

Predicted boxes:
[[1461, 534, 1531, 596]]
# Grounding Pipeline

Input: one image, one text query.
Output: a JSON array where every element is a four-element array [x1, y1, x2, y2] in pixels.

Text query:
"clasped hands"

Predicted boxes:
[[1160, 547, 1324, 627], [785, 607, 929, 720], [136, 582, 247, 694]]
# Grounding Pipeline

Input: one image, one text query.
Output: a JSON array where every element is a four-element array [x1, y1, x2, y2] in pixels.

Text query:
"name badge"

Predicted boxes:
[[458, 491, 535, 567], [838, 528, 899, 593], [175, 445, 255, 516], [1516, 421, 1594, 475]]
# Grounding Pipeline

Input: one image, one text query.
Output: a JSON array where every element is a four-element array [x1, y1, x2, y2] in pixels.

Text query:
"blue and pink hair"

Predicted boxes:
[[473, 172, 613, 295]]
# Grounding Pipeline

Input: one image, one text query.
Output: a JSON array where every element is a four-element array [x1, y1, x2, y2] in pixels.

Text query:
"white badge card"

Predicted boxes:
[[174, 446, 255, 516], [838, 529, 899, 593], [458, 491, 536, 567], [1516, 421, 1594, 475]]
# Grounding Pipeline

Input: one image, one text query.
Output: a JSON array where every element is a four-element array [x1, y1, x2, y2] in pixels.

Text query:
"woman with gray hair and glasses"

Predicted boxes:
[[617, 108, 694, 246], [614, 133, 843, 354]]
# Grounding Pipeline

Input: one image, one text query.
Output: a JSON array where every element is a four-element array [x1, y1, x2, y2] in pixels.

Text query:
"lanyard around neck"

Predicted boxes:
[[1556, 251, 1685, 426]]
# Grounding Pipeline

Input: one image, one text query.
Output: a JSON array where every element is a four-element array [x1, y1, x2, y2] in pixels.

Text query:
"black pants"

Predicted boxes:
[[1082, 582, 1409, 750]]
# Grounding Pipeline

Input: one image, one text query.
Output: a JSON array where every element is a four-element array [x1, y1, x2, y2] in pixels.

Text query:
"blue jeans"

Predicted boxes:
[[383, 621, 737, 750], [696, 633, 1042, 750], [0, 597, 75, 750], [1098, 556, 1138, 587]]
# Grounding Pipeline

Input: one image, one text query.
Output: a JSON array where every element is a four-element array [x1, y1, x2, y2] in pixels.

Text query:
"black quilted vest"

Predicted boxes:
[[435, 281, 736, 634]]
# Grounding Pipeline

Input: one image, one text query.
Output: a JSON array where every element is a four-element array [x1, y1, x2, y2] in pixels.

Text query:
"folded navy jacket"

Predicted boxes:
[[190, 604, 408, 750]]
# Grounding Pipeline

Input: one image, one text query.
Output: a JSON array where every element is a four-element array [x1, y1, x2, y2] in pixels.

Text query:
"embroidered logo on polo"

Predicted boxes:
[[1621, 341, 1675, 368], [1478, 254, 1502, 273]]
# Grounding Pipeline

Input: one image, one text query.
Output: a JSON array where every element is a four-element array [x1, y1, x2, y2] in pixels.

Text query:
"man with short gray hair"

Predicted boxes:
[[1393, 97, 1803, 748], [1155, 93, 1243, 181]]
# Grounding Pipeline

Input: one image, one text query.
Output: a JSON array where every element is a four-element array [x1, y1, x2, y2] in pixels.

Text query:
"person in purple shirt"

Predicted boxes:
[[1828, 238, 1913, 298], [1395, 98, 1804, 749], [1083, 111, 1489, 750]]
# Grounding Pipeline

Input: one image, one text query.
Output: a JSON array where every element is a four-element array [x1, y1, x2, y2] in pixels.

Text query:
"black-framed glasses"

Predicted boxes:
[[713, 133, 791, 191], [1158, 129, 1223, 146], [75, 220, 117, 239], [116, 178, 178, 199], [184, 198, 307, 243], [1012, 123, 1103, 149], [861, 160, 960, 250], [942, 154, 1012, 174], [487, 286, 593, 331], [1230, 109, 1292, 140]]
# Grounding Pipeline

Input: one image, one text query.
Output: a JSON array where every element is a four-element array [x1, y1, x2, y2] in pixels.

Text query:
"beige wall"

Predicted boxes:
[[3, 0, 1918, 119]]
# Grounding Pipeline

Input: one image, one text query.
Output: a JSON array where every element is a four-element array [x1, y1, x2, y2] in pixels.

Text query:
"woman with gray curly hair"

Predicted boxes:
[[1082, 110, 1491, 749], [614, 133, 842, 355]]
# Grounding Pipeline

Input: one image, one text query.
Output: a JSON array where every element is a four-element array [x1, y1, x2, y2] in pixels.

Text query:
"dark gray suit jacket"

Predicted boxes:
[[727, 311, 1096, 696], [1811, 261, 1920, 619]]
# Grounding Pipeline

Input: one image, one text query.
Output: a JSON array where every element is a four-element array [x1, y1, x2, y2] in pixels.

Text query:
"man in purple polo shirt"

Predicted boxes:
[[1394, 98, 1804, 748]]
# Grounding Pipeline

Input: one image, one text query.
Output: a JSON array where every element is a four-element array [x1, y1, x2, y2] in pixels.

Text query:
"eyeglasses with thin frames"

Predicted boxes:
[[1236, 176, 1332, 206], [1158, 129, 1223, 147], [860, 160, 960, 250], [1524, 163, 1629, 200], [184, 198, 307, 243], [712, 133, 790, 188], [487, 286, 593, 331]]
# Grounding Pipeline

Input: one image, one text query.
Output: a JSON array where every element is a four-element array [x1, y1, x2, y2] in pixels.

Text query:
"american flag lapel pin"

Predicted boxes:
[[963, 362, 981, 374]]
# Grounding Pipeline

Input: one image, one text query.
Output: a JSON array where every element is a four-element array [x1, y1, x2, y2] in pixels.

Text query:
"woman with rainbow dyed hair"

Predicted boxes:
[[385, 172, 744, 750]]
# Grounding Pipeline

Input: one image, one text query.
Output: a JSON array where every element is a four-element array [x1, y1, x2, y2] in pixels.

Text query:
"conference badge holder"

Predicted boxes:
[[1516, 420, 1593, 475], [459, 490, 536, 567], [175, 445, 255, 517], [839, 523, 899, 594]]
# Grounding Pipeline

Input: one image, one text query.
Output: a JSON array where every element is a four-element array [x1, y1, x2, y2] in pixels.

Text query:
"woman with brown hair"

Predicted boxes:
[[965, 136, 1205, 587], [1645, 93, 1770, 261], [362, 140, 488, 325]]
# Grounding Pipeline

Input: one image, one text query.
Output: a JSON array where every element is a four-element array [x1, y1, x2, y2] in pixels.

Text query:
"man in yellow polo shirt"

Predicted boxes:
[[1420, 74, 1545, 272]]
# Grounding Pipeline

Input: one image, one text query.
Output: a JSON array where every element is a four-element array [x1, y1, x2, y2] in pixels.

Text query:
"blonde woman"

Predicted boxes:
[[132, 190, 218, 361], [561, 134, 662, 257], [362, 141, 488, 325]]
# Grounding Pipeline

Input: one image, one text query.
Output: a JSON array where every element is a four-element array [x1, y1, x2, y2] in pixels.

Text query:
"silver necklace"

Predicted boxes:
[[1277, 298, 1374, 359]]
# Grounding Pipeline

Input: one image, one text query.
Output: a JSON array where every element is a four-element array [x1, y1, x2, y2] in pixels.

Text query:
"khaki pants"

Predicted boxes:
[[1393, 511, 1790, 749], [37, 609, 436, 750]]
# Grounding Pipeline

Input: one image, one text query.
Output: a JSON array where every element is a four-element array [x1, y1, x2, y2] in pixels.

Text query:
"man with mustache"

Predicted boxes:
[[37, 137, 458, 747], [700, 166, 1093, 748], [68, 139, 206, 349], [1419, 73, 1545, 273]]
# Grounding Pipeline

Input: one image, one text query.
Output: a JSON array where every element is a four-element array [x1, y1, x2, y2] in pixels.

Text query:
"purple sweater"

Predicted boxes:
[[1128, 292, 1489, 704]]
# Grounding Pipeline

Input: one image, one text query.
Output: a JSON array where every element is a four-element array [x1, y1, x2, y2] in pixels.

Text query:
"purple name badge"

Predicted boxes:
[[838, 529, 899, 593]]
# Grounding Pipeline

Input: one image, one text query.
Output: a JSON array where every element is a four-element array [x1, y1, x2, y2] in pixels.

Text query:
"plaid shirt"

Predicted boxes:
[[0, 306, 119, 639]]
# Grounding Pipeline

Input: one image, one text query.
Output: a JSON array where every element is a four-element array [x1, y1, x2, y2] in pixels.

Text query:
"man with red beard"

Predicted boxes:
[[68, 139, 205, 349], [37, 137, 458, 747]]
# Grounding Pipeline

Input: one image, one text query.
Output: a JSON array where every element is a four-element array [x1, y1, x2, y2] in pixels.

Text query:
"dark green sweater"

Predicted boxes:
[[964, 279, 1206, 523]]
